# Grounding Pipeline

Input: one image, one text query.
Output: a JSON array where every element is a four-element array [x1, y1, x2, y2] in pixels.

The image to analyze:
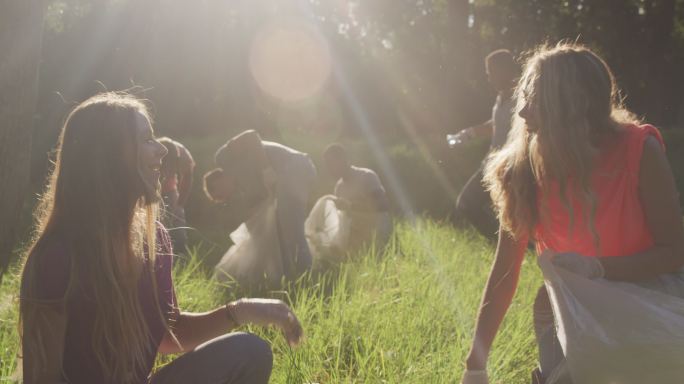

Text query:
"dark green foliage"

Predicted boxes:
[[11, 0, 684, 264]]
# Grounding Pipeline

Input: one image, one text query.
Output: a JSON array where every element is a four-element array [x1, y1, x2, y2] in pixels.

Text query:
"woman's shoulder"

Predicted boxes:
[[21, 234, 71, 301], [617, 123, 664, 148], [155, 222, 174, 256], [600, 124, 664, 170], [154, 222, 175, 269], [30, 234, 70, 272], [623, 124, 665, 168]]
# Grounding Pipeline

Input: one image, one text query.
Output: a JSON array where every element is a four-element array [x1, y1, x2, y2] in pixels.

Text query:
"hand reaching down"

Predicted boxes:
[[228, 298, 304, 347], [540, 250, 605, 279]]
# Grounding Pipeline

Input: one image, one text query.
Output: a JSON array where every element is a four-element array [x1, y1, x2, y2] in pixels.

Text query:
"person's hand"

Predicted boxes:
[[461, 369, 489, 384], [549, 252, 605, 279], [333, 197, 352, 211], [449, 128, 475, 147], [537, 248, 556, 267], [228, 298, 304, 347]]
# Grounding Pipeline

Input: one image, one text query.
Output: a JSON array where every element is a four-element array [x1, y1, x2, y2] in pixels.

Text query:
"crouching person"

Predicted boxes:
[[322, 143, 391, 252], [205, 130, 317, 285], [461, 44, 684, 384]]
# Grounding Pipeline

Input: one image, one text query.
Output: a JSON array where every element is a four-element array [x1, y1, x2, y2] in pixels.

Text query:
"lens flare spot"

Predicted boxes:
[[249, 20, 331, 103]]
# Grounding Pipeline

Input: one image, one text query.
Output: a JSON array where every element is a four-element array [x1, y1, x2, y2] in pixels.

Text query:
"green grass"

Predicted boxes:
[[0, 220, 542, 383]]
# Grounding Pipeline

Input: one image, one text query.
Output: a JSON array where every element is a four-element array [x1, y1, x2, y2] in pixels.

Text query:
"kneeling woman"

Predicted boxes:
[[20, 93, 302, 384], [461, 44, 684, 383]]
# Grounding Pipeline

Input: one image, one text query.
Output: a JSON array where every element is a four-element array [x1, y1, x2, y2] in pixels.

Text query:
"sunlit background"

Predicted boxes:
[[9, 0, 683, 253], [2, 3, 684, 381]]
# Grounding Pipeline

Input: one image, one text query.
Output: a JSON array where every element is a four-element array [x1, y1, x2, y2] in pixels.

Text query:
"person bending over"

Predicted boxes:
[[461, 44, 684, 384], [322, 143, 392, 251], [204, 130, 317, 282]]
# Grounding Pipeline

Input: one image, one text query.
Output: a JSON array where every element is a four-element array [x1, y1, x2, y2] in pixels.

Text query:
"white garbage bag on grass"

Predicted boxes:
[[305, 195, 351, 263], [214, 197, 284, 287], [538, 254, 684, 384]]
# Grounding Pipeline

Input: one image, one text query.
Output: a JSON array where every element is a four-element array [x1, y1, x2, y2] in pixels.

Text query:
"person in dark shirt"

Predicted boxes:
[[158, 137, 195, 254], [19, 93, 303, 384]]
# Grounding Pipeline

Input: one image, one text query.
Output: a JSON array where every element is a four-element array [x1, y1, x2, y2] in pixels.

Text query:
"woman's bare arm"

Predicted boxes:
[[601, 136, 684, 281], [158, 307, 236, 354], [158, 299, 302, 354], [465, 227, 528, 370]]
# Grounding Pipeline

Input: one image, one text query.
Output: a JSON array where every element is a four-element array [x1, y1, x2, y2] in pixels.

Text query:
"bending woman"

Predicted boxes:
[[461, 44, 684, 383], [20, 93, 303, 384]]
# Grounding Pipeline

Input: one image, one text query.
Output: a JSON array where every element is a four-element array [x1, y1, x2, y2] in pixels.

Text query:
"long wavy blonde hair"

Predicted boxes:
[[484, 43, 639, 242], [19, 92, 168, 383]]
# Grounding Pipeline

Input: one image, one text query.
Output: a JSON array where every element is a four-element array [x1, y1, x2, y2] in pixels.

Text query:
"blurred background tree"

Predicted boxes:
[[29, 0, 684, 156], [0, 0, 44, 278], [2, 0, 684, 269]]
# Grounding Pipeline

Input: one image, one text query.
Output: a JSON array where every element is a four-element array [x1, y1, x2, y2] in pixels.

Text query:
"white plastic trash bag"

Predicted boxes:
[[215, 197, 284, 286], [538, 254, 684, 384], [305, 195, 351, 263]]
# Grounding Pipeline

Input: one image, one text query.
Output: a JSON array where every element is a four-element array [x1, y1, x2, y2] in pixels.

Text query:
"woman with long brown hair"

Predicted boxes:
[[20, 92, 302, 384], [460, 43, 684, 383]]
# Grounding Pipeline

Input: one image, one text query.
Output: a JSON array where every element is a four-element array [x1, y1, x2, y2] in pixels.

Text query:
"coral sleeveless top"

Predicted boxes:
[[535, 124, 664, 257]]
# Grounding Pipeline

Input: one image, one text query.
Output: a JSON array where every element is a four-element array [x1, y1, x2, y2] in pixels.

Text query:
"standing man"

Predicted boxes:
[[450, 49, 519, 240]]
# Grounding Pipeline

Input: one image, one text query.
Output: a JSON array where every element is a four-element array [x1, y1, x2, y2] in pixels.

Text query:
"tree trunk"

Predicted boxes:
[[0, 0, 45, 278], [642, 0, 676, 125]]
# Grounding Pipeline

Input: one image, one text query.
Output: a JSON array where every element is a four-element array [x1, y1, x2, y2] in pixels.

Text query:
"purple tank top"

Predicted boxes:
[[21, 226, 178, 384]]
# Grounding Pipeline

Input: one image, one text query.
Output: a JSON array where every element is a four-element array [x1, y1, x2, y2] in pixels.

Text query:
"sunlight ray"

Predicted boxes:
[[295, 0, 472, 327], [60, 3, 129, 97]]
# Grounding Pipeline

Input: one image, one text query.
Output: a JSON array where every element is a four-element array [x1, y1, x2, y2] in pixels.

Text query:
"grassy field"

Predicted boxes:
[[0, 220, 542, 383]]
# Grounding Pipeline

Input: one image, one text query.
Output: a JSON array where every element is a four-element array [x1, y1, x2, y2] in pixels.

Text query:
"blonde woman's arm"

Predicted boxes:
[[22, 307, 67, 384], [464, 227, 528, 372]]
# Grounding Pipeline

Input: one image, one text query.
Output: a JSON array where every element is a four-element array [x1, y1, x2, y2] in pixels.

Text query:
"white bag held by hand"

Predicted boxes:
[[214, 197, 284, 287], [538, 253, 684, 384], [305, 195, 351, 263]]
